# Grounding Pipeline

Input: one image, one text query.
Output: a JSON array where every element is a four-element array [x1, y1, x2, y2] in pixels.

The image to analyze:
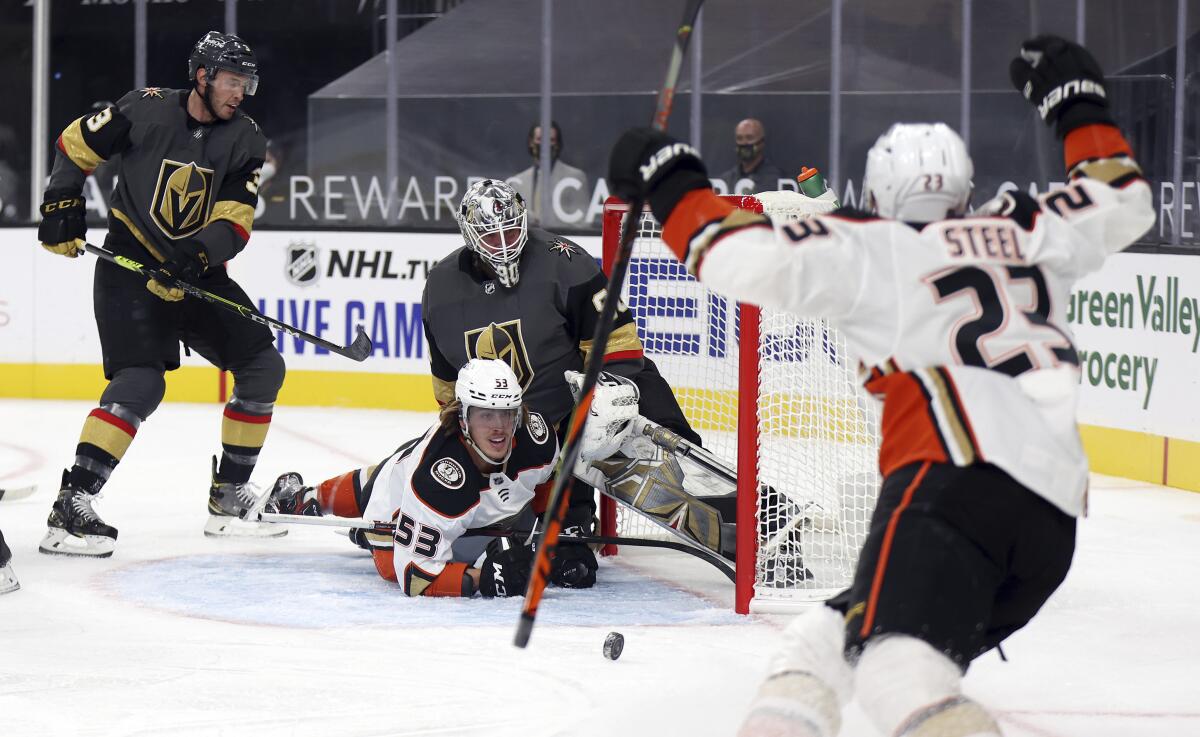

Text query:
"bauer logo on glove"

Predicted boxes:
[[640, 141, 702, 183]]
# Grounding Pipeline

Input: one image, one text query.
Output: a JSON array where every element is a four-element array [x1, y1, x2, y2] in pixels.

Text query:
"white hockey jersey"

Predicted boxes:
[[663, 147, 1154, 517], [361, 411, 558, 595]]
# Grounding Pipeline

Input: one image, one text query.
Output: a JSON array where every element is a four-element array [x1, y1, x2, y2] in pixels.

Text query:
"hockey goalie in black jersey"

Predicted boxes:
[[421, 179, 714, 581], [36, 31, 284, 557], [610, 35, 1154, 737]]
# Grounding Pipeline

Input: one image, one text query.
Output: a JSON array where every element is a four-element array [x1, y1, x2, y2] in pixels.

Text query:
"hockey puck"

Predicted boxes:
[[603, 631, 624, 661]]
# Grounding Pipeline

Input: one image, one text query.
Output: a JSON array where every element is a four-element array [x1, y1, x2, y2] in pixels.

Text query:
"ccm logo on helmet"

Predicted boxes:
[[1035, 78, 1106, 120], [639, 143, 699, 182]]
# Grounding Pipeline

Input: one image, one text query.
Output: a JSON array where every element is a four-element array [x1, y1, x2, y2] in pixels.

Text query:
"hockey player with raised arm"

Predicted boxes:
[[264, 359, 637, 597], [36, 31, 283, 556], [609, 36, 1154, 737]]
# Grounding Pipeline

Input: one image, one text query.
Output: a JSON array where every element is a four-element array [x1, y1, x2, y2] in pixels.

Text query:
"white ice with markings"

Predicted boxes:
[[1, 399, 1197, 736]]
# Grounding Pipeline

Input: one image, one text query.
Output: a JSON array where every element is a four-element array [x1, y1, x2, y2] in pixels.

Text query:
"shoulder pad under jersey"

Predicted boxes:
[[984, 190, 1041, 231], [506, 411, 557, 473], [527, 229, 601, 285], [410, 431, 486, 518]]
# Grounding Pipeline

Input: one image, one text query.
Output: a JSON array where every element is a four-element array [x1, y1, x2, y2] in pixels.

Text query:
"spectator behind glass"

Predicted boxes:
[[717, 118, 790, 195], [507, 121, 589, 230]]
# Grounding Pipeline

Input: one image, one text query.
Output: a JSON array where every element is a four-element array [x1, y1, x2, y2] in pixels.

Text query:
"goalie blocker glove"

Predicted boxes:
[[38, 190, 87, 257], [608, 127, 711, 225], [1009, 34, 1114, 138]]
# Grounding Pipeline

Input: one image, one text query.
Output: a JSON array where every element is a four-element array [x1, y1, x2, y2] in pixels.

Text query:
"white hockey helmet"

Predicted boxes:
[[455, 358, 524, 465], [863, 123, 973, 222], [458, 179, 529, 288]]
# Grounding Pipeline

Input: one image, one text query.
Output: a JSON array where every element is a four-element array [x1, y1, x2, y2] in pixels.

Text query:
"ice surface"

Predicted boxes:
[[1, 399, 1197, 736]]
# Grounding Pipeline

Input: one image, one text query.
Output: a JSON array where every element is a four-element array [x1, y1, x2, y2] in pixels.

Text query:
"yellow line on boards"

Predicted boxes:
[[0, 363, 439, 411]]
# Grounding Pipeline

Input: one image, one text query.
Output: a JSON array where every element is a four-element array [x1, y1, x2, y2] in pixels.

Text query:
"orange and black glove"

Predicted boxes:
[[1009, 35, 1113, 138], [608, 127, 711, 225]]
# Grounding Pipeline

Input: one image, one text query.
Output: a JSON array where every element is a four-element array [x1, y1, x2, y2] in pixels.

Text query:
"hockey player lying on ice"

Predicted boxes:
[[609, 34, 1154, 737], [264, 358, 638, 598]]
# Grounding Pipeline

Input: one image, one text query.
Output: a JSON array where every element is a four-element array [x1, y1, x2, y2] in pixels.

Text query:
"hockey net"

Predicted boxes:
[[599, 193, 881, 614]]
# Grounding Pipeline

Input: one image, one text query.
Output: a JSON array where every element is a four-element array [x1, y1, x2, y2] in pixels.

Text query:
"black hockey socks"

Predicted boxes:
[[69, 403, 143, 494], [216, 395, 274, 485]]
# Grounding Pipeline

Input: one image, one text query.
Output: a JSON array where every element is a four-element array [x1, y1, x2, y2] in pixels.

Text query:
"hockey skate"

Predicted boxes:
[[267, 471, 320, 517], [204, 457, 287, 538], [39, 470, 118, 558], [0, 529, 18, 594]]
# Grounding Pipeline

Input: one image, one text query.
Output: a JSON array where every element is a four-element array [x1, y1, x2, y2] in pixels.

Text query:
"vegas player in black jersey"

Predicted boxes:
[[36, 31, 283, 557], [421, 179, 705, 580], [266, 359, 592, 598], [610, 36, 1154, 737]]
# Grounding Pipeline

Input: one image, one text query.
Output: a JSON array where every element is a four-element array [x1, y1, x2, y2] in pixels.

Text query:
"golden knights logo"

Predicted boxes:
[[464, 321, 535, 389], [285, 241, 320, 286], [150, 159, 215, 239]]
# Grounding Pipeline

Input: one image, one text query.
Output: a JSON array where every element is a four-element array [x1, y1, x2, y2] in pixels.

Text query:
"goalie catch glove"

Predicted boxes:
[[1009, 35, 1113, 138], [478, 536, 533, 598], [565, 370, 641, 463]]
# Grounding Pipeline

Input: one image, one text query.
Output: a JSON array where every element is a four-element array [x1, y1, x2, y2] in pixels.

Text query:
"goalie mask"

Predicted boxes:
[[455, 358, 525, 466], [863, 123, 973, 222], [458, 179, 528, 288]]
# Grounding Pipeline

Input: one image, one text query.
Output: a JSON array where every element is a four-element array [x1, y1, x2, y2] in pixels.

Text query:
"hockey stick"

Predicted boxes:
[[84, 243, 374, 362], [0, 484, 37, 502], [249, 510, 735, 582], [515, 0, 707, 649]]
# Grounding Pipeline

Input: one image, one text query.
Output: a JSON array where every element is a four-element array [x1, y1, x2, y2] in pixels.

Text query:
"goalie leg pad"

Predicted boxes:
[[855, 635, 1000, 737]]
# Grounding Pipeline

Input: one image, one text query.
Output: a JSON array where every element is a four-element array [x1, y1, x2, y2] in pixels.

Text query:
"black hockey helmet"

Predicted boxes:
[[188, 31, 259, 95]]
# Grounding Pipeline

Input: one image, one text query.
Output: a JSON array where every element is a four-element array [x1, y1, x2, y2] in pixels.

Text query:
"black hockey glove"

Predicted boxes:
[[1009, 35, 1113, 139], [550, 528, 598, 589], [147, 240, 210, 302], [478, 536, 533, 598], [38, 189, 87, 258], [608, 127, 711, 226]]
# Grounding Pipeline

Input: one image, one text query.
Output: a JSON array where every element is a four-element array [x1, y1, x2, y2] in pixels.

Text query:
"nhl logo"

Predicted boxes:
[[432, 458, 466, 489], [285, 241, 320, 286], [484, 282, 496, 295]]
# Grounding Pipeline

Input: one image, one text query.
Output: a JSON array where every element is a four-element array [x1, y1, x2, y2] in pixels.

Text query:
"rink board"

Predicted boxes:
[[0, 227, 1197, 490]]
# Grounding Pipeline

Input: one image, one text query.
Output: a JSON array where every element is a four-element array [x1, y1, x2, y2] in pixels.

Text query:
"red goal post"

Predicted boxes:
[[598, 193, 881, 614]]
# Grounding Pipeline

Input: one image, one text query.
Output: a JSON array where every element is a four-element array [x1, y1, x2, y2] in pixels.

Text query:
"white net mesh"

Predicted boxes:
[[604, 193, 881, 610]]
